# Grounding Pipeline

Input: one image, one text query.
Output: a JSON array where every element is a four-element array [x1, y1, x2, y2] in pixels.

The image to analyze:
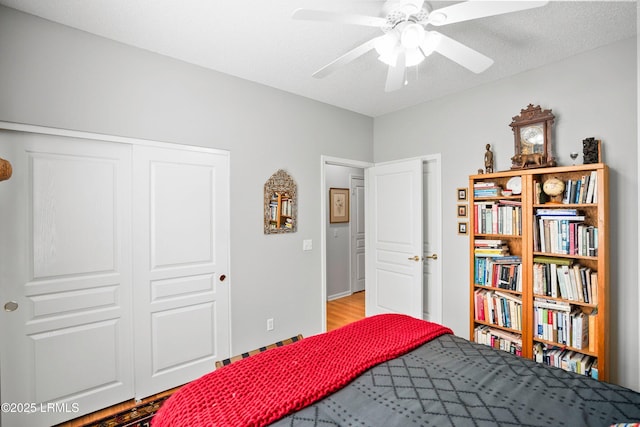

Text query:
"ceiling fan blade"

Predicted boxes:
[[313, 36, 385, 78], [385, 51, 406, 92], [429, 31, 493, 73], [428, 1, 548, 26], [292, 9, 387, 27]]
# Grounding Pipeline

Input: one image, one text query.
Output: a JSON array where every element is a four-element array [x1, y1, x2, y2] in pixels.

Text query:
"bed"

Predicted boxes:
[[152, 314, 640, 426]]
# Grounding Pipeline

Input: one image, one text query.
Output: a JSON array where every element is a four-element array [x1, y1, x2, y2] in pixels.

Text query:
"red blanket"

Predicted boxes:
[[152, 314, 452, 427]]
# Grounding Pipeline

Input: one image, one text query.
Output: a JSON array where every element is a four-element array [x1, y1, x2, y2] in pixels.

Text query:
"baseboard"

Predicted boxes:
[[327, 290, 352, 301]]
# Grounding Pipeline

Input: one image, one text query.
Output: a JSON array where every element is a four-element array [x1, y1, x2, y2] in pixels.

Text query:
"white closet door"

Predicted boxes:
[[132, 145, 230, 398], [0, 131, 133, 427]]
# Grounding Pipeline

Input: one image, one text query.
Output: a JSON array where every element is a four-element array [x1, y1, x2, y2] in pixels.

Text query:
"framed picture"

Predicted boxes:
[[329, 188, 350, 223], [458, 222, 468, 235], [457, 187, 467, 201], [457, 204, 468, 218]]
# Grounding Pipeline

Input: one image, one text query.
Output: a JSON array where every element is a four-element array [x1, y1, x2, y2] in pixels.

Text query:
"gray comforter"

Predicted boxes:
[[273, 334, 640, 426]]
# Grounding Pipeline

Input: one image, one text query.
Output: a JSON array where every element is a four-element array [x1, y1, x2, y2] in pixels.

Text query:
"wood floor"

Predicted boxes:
[[326, 291, 365, 331]]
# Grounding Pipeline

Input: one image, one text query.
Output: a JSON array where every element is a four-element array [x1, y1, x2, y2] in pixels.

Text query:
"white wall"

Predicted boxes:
[[325, 164, 364, 299], [374, 37, 638, 390], [0, 6, 373, 355]]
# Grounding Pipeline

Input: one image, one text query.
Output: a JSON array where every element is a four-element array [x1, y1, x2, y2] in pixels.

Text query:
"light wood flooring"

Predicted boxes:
[[326, 291, 365, 331]]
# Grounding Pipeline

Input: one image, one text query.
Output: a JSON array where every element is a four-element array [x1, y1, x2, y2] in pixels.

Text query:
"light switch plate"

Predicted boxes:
[[303, 239, 312, 251]]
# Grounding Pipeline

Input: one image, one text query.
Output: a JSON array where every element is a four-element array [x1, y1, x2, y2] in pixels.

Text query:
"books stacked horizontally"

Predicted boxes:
[[474, 325, 522, 356], [474, 240, 522, 291], [533, 298, 596, 351], [533, 256, 598, 304], [534, 208, 598, 256], [533, 343, 597, 378], [474, 289, 522, 331], [473, 182, 501, 198]]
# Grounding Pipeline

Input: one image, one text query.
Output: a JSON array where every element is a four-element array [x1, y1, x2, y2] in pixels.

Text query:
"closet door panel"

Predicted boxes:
[[133, 145, 230, 399], [0, 131, 133, 427]]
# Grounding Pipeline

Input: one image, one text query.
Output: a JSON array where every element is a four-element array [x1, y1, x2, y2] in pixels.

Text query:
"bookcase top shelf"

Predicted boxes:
[[470, 162, 607, 179]]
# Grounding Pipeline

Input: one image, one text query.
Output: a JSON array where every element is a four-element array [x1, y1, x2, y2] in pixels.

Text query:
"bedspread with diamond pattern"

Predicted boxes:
[[272, 334, 640, 427]]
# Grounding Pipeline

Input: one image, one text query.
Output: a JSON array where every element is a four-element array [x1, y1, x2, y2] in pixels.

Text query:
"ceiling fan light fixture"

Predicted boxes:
[[404, 48, 425, 66], [374, 32, 399, 57], [420, 31, 441, 56], [400, 23, 425, 50]]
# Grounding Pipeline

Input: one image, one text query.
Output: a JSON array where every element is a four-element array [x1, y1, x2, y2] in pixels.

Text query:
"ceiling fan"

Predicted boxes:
[[293, 0, 549, 92]]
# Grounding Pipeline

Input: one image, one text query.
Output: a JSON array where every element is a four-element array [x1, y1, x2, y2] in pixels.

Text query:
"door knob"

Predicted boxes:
[[407, 256, 421, 261], [425, 253, 438, 260], [4, 301, 18, 312], [219, 274, 227, 282]]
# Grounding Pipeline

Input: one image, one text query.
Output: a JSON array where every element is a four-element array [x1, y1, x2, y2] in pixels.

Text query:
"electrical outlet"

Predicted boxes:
[[267, 318, 274, 331]]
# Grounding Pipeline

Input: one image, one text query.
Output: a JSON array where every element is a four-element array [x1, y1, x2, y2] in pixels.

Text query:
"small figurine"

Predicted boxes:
[[484, 144, 494, 173], [477, 168, 484, 174]]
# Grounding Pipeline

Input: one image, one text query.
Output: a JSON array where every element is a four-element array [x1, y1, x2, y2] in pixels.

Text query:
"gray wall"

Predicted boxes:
[[374, 37, 638, 390], [0, 6, 373, 355]]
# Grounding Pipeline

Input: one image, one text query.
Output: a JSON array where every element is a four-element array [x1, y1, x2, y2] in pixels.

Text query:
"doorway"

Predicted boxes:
[[321, 155, 442, 331]]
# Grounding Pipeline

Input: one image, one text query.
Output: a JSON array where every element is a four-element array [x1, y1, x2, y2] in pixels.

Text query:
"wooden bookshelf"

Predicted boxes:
[[469, 163, 609, 381]]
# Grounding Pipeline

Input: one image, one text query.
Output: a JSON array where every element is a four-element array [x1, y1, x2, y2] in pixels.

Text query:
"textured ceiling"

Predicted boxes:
[[0, 1, 636, 117]]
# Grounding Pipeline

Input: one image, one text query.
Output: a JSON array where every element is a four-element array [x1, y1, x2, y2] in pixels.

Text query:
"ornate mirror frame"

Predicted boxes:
[[264, 169, 297, 234], [509, 104, 555, 170]]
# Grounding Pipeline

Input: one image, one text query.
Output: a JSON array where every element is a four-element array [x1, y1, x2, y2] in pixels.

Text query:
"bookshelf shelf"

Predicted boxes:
[[469, 163, 609, 381]]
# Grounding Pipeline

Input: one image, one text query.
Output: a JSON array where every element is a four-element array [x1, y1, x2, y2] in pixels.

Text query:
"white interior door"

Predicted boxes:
[[365, 159, 423, 318], [350, 176, 365, 293], [0, 131, 133, 427], [132, 145, 230, 398]]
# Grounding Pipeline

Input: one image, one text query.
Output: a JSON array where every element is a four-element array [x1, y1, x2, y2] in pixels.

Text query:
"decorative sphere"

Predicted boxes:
[[543, 178, 565, 196]]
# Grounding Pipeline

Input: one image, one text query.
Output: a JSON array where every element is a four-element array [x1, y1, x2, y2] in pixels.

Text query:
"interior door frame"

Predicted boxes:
[[320, 156, 373, 332], [349, 174, 365, 294], [320, 154, 443, 331]]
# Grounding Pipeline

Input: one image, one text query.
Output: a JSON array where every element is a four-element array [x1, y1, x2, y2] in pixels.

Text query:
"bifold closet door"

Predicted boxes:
[[132, 145, 230, 399], [0, 131, 134, 427]]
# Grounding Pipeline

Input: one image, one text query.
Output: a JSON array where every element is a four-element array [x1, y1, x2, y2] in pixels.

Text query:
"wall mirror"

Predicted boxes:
[[264, 169, 297, 234]]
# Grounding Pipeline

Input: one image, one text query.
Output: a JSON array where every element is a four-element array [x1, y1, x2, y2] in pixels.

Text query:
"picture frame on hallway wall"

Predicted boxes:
[[329, 188, 350, 223], [457, 204, 468, 218]]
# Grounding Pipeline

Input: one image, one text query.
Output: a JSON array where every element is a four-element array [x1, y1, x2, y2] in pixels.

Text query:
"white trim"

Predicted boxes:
[[327, 290, 352, 301], [0, 121, 229, 156], [349, 173, 365, 294], [422, 154, 443, 324], [321, 155, 373, 332]]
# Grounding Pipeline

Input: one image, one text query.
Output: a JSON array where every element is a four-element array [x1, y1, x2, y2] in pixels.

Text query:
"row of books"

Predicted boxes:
[[474, 239, 522, 291], [533, 209, 598, 256], [533, 343, 598, 379], [474, 201, 522, 235], [474, 325, 522, 356], [268, 200, 279, 221], [269, 198, 293, 220], [474, 289, 522, 331], [533, 256, 598, 304], [562, 172, 598, 204], [474, 256, 522, 291], [533, 298, 595, 350], [281, 198, 293, 217], [473, 182, 502, 198]]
